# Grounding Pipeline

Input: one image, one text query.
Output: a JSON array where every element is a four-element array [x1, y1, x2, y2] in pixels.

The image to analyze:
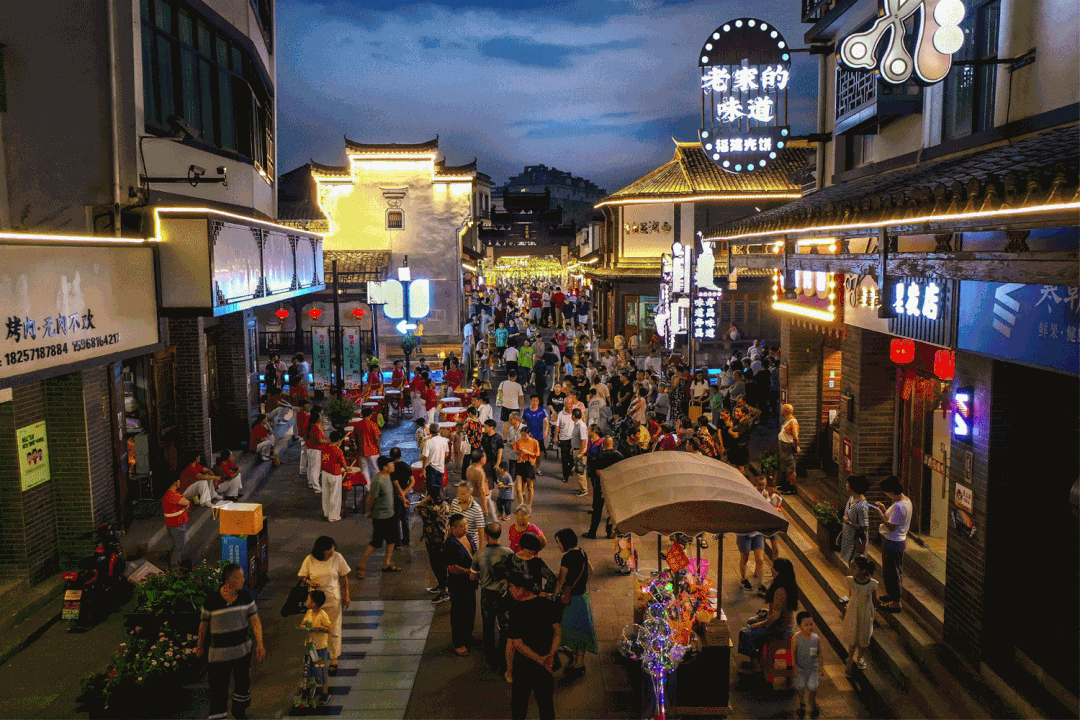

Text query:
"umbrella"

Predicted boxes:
[[597, 451, 788, 606], [597, 451, 788, 536]]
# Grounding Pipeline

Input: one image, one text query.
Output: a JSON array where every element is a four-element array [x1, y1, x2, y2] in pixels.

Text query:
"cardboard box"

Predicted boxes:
[[221, 522, 269, 590], [217, 502, 263, 535]]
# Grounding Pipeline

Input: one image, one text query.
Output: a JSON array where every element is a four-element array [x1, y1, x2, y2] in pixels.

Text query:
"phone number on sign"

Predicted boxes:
[[4, 333, 120, 366]]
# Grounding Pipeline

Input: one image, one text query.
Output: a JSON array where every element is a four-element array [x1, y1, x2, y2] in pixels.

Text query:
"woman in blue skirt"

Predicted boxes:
[[552, 528, 598, 680]]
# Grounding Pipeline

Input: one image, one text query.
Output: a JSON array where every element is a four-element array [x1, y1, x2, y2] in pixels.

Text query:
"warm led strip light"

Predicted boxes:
[[704, 201, 1080, 242], [154, 207, 325, 238], [772, 300, 836, 321], [0, 230, 149, 244], [596, 193, 801, 208]]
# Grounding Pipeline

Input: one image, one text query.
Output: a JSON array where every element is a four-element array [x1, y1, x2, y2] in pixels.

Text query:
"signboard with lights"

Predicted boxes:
[[838, 0, 966, 85], [887, 277, 956, 348], [698, 18, 792, 174], [773, 270, 842, 323], [952, 385, 974, 442]]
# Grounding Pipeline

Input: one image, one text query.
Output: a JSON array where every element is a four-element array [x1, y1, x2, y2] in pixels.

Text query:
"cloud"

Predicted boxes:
[[276, 0, 815, 191]]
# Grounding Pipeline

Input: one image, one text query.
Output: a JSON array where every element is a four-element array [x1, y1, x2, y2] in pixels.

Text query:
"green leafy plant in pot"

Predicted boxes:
[[325, 397, 356, 431], [812, 500, 843, 553]]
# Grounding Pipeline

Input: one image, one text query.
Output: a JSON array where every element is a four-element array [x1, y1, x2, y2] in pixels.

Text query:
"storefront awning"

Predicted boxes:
[[584, 259, 663, 280], [156, 208, 325, 316], [597, 452, 788, 536]]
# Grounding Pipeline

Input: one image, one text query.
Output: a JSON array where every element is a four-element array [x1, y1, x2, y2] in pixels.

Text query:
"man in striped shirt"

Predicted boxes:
[[197, 563, 266, 720], [450, 481, 486, 549]]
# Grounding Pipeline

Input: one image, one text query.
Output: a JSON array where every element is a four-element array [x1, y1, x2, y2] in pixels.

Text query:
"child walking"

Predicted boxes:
[[842, 556, 879, 675], [794, 611, 822, 718], [300, 590, 333, 707], [495, 461, 515, 520]]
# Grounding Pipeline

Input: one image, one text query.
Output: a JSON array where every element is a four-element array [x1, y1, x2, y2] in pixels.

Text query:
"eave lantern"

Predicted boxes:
[[351, 307, 366, 321], [308, 307, 323, 321], [274, 307, 289, 322], [934, 349, 956, 380], [890, 338, 915, 364]]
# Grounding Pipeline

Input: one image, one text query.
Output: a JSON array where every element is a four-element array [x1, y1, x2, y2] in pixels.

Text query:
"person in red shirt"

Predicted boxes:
[[295, 397, 311, 476], [179, 453, 222, 506], [653, 423, 678, 451], [212, 450, 244, 500], [249, 413, 281, 465], [445, 360, 464, 390], [551, 287, 566, 326], [162, 476, 191, 567], [320, 431, 347, 522], [528, 287, 543, 326], [365, 363, 384, 396], [409, 370, 428, 420], [305, 409, 326, 493], [422, 379, 439, 425], [355, 406, 382, 482], [391, 359, 407, 412]]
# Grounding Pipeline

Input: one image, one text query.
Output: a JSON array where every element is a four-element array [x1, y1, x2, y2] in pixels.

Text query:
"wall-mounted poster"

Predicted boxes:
[[18, 421, 50, 491]]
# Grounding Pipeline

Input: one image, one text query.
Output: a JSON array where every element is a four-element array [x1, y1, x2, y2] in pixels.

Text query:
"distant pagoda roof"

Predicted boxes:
[[344, 135, 439, 154]]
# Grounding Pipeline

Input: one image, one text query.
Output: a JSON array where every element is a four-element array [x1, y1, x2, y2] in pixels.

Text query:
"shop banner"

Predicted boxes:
[[957, 281, 1079, 375], [342, 327, 362, 388], [312, 327, 332, 388], [17, 421, 50, 491], [0, 246, 158, 383]]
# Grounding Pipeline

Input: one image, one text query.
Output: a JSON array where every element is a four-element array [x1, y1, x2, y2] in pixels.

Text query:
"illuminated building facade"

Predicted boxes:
[[586, 140, 806, 353], [277, 137, 490, 347], [0, 0, 324, 579], [704, 0, 1078, 702]]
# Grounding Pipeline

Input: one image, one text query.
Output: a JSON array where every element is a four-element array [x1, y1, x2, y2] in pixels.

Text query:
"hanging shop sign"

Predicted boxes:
[[953, 481, 973, 513], [342, 327, 363, 388], [843, 274, 890, 333], [0, 245, 160, 385], [655, 255, 674, 349], [957, 281, 1079, 375], [17, 421, 50, 492], [698, 18, 792, 174], [839, 0, 966, 85], [952, 385, 974, 442], [887, 277, 956, 348], [670, 242, 692, 295], [692, 291, 722, 340], [312, 326, 332, 389]]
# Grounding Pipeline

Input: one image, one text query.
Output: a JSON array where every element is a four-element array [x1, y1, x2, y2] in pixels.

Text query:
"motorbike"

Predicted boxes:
[[62, 522, 126, 632]]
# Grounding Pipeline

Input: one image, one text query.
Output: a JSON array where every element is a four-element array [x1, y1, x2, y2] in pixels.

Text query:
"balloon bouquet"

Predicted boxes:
[[619, 538, 715, 720]]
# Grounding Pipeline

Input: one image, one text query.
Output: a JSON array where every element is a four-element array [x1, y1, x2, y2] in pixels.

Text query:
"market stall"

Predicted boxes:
[[598, 452, 787, 719]]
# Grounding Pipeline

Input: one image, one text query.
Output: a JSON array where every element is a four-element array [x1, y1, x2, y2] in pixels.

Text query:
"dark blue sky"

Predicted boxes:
[[276, 0, 816, 193]]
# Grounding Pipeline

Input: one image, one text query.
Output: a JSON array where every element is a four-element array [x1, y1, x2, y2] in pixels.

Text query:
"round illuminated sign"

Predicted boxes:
[[698, 18, 791, 175]]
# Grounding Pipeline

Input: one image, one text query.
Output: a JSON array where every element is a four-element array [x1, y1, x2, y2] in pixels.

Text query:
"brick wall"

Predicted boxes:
[[0, 399, 26, 580], [781, 318, 823, 462], [839, 327, 896, 501], [943, 350, 992, 664], [167, 317, 212, 464], [212, 310, 255, 452]]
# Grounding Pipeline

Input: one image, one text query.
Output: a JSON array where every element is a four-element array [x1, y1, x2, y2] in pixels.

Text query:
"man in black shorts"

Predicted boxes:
[[357, 456, 402, 577]]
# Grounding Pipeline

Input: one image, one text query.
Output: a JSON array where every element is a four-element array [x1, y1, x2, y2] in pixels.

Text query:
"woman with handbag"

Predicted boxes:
[[297, 536, 351, 675], [840, 475, 870, 568], [552, 529, 597, 681]]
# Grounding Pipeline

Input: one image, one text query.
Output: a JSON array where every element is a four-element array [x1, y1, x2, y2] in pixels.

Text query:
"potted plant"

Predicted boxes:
[[324, 396, 356, 431], [125, 560, 224, 636], [758, 451, 779, 485], [812, 501, 843, 554]]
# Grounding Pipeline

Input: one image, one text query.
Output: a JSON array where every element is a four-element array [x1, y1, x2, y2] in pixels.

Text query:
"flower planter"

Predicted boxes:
[[816, 521, 841, 555], [124, 611, 202, 637]]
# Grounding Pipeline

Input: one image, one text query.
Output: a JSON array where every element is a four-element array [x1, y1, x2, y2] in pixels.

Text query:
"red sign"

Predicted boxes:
[[842, 436, 852, 473]]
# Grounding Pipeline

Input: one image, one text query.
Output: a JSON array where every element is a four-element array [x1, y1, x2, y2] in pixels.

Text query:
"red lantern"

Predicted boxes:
[[934, 349, 955, 380], [890, 338, 915, 364], [308, 307, 323, 321], [274, 307, 289, 322], [351, 307, 366, 320]]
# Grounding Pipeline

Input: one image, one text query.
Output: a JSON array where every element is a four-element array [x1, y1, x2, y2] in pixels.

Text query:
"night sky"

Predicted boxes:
[[276, 0, 816, 192]]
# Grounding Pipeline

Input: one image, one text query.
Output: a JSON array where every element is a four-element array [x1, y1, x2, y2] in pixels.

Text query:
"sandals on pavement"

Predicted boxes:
[[382, 565, 403, 573]]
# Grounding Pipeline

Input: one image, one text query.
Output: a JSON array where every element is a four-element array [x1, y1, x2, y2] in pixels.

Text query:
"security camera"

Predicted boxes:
[[216, 166, 227, 175], [166, 115, 198, 140], [189, 165, 206, 177]]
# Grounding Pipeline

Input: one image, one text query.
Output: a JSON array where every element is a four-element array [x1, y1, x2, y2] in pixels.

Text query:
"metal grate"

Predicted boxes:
[[835, 66, 877, 125]]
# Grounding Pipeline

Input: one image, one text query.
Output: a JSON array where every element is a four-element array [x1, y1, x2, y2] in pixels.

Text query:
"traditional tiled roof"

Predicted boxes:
[[583, 258, 663, 279], [323, 251, 390, 279], [436, 157, 477, 175], [309, 159, 351, 179], [278, 164, 329, 224], [596, 141, 807, 207], [344, 135, 439, 154], [706, 122, 1080, 241]]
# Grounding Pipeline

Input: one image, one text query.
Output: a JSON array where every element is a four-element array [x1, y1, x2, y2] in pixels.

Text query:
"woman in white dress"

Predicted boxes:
[[299, 536, 351, 675]]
